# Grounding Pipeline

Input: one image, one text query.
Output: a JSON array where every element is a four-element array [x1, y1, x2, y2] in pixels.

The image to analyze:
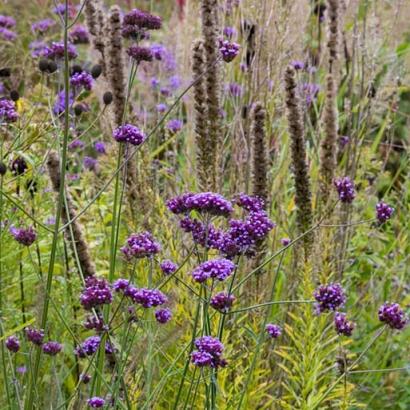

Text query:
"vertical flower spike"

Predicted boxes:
[[201, 0, 222, 191], [251, 102, 269, 205], [319, 74, 338, 204], [327, 0, 340, 72], [284, 66, 313, 254]]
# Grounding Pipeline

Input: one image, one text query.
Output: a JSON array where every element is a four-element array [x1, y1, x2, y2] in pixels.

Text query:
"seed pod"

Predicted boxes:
[[91, 64, 102, 79], [0, 162, 7, 176], [0, 67, 11, 77], [103, 91, 113, 105], [38, 59, 50, 72], [10, 158, 28, 176], [74, 105, 84, 116], [47, 61, 58, 74], [71, 64, 83, 75], [10, 90, 20, 101]]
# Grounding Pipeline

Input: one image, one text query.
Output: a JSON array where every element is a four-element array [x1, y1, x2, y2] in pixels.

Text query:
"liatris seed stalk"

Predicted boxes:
[[192, 39, 210, 191], [284, 66, 313, 254], [319, 74, 338, 204], [201, 0, 222, 191], [327, 0, 340, 72], [47, 151, 96, 278]]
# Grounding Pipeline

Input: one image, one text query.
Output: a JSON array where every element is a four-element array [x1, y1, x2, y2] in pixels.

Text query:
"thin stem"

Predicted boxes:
[[225, 300, 315, 315]]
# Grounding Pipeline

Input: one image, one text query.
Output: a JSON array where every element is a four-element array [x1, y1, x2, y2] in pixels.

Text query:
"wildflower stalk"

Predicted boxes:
[[25, 1, 71, 408]]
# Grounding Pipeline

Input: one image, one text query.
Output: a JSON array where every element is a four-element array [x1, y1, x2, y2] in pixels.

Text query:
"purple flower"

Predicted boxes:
[[166, 119, 183, 133], [123, 9, 162, 30], [334, 313, 355, 336], [121, 231, 161, 259], [53, 4, 77, 18], [127, 46, 153, 63], [70, 71, 93, 91], [151, 77, 160, 89], [69, 25, 89, 44], [10, 226, 37, 246], [42, 42, 78, 60], [156, 103, 167, 113], [281, 238, 291, 246], [166, 192, 194, 214], [169, 75, 181, 90], [42, 341, 62, 356], [29, 40, 47, 58], [75, 336, 100, 357], [0, 99, 18, 122], [32, 19, 55, 34], [83, 156, 98, 171], [81, 374, 91, 384], [376, 202, 394, 223], [233, 193, 264, 212], [0, 15, 16, 28], [227, 82, 242, 97], [314, 283, 346, 313], [185, 192, 234, 217], [80, 277, 113, 310], [25, 327, 44, 345], [223, 26, 236, 39], [291, 60, 304, 70], [378, 303, 408, 330], [334, 177, 355, 203], [160, 260, 178, 275], [131, 288, 168, 308], [219, 40, 240, 62], [113, 124, 146, 146], [192, 258, 235, 283], [94, 141, 106, 154], [155, 308, 172, 324], [53, 91, 74, 115], [113, 278, 130, 292], [179, 217, 223, 250], [191, 336, 226, 368], [302, 83, 320, 105], [339, 135, 350, 148], [0, 27, 17, 41], [150, 43, 166, 60], [83, 314, 105, 331], [5, 336, 20, 353], [69, 140, 85, 150], [210, 292, 235, 312], [87, 397, 105, 408], [265, 323, 282, 338]]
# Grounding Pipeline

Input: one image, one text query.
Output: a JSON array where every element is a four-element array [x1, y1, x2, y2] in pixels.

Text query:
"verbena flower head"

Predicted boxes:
[[94, 141, 106, 154], [53, 3, 77, 18], [227, 82, 242, 97], [69, 140, 85, 150], [113, 278, 130, 292], [113, 124, 146, 146], [83, 314, 106, 331], [185, 192, 233, 217], [281, 238, 291, 246], [0, 27, 17, 41], [166, 193, 194, 214], [53, 90, 74, 115], [30, 40, 47, 57], [210, 292, 235, 312], [192, 258, 235, 283], [83, 156, 98, 171], [25, 327, 44, 345], [70, 71, 93, 90], [87, 397, 105, 408], [233, 193, 264, 212], [10, 226, 37, 246], [314, 283, 346, 313], [123, 9, 162, 30], [0, 99, 19, 122], [0, 15, 16, 28], [80, 277, 113, 310], [219, 39, 240, 62], [127, 45, 153, 63], [302, 82, 320, 105], [156, 103, 167, 113], [42, 42, 78, 60], [155, 308, 172, 323], [121, 231, 161, 259], [32, 19, 55, 35], [266, 323, 282, 338], [75, 336, 113, 358], [69, 25, 89, 44], [131, 288, 168, 308], [166, 119, 183, 133], [378, 303, 408, 330], [5, 336, 20, 352], [191, 336, 226, 368], [150, 43, 166, 60], [334, 177, 355, 203], [376, 202, 394, 223], [160, 260, 178, 275], [223, 26, 236, 39], [291, 60, 304, 70], [334, 313, 355, 336], [42, 341, 62, 355]]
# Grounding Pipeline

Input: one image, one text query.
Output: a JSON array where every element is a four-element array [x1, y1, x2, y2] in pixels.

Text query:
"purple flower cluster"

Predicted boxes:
[[291, 60, 304, 70], [53, 91, 74, 115], [83, 314, 106, 331], [314, 283, 346, 313], [166, 119, 183, 133], [42, 341, 62, 356], [233, 192, 265, 212], [84, 156, 98, 171], [0, 15, 16, 28], [376, 202, 394, 223], [191, 336, 226, 368], [334, 177, 355, 203], [75, 336, 113, 358], [121, 231, 161, 259], [155, 308, 172, 324], [69, 25, 89, 44], [127, 45, 153, 63], [210, 292, 235, 312], [42, 42, 78, 60], [32, 19, 55, 35], [219, 39, 240, 62], [130, 288, 168, 308], [53, 3, 77, 18], [10, 226, 37, 246], [302, 82, 320, 105], [113, 278, 130, 292], [70, 71, 93, 91], [80, 277, 113, 310], [113, 124, 146, 146], [123, 8, 162, 32], [160, 260, 178, 275], [25, 327, 44, 345], [5, 336, 20, 353], [192, 258, 235, 283], [0, 27, 17, 41], [266, 323, 282, 339], [94, 141, 106, 154], [334, 313, 355, 336], [87, 397, 105, 408], [378, 303, 408, 330], [0, 99, 19, 122]]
